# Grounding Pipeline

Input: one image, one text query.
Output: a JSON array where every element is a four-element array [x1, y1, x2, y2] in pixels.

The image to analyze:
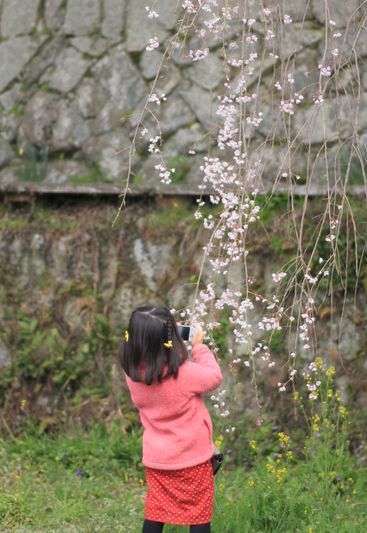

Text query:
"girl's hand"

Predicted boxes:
[[191, 324, 204, 346]]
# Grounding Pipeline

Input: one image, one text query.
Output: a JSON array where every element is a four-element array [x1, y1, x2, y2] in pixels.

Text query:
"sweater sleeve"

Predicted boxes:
[[180, 343, 222, 395]]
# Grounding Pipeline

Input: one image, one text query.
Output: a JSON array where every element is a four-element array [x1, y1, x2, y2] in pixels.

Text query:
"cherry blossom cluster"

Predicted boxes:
[[154, 163, 175, 185]]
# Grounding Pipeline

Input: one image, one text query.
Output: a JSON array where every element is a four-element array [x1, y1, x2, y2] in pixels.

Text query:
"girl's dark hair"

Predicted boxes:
[[119, 305, 189, 385]]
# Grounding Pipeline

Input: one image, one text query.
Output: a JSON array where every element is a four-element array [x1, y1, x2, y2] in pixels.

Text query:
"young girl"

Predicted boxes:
[[120, 305, 222, 533]]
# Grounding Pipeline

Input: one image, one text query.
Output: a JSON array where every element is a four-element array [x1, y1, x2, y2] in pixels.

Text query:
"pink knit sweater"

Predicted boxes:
[[125, 343, 222, 470]]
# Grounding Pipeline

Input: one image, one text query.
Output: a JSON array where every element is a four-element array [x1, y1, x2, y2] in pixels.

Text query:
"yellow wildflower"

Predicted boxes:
[[338, 405, 347, 417], [278, 432, 290, 446], [266, 463, 275, 474], [247, 477, 255, 487], [249, 440, 257, 450], [327, 388, 333, 398], [215, 434, 224, 450], [275, 466, 287, 483], [326, 365, 335, 377], [312, 414, 320, 432], [315, 357, 324, 370]]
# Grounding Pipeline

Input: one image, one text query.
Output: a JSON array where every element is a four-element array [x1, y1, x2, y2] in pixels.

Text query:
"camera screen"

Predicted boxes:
[[178, 325, 191, 341]]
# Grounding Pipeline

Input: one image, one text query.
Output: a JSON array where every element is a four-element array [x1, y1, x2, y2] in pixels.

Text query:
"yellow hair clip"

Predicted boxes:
[[124, 330, 129, 342], [163, 340, 173, 349]]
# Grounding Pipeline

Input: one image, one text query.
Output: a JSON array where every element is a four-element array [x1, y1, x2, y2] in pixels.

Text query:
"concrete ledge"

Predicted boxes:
[[0, 182, 366, 198]]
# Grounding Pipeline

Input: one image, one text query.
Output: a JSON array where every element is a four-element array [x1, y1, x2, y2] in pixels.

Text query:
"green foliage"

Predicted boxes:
[[39, 84, 59, 94], [41, 27, 52, 38], [9, 104, 23, 117], [340, 144, 367, 186], [88, 26, 100, 38], [148, 203, 197, 231], [166, 156, 192, 184], [268, 329, 286, 355], [0, 416, 366, 532], [67, 163, 106, 185], [0, 214, 27, 232], [82, 51, 94, 61], [17, 147, 49, 182], [258, 193, 303, 223], [1, 306, 119, 403], [306, 198, 367, 293], [0, 423, 144, 530], [211, 312, 230, 353]]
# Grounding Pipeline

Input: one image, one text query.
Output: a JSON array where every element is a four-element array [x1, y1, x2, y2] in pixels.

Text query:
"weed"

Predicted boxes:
[[9, 104, 23, 117], [17, 147, 49, 182], [167, 155, 191, 184]]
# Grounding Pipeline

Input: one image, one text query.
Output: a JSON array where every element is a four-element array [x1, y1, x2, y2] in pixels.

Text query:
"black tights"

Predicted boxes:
[[143, 519, 211, 532]]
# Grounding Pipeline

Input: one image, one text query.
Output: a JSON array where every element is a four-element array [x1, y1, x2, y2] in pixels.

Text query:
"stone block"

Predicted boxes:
[[140, 50, 164, 80], [0, 37, 39, 92], [293, 94, 367, 144], [102, 0, 126, 40], [76, 79, 106, 119], [363, 71, 367, 91], [283, 0, 313, 21], [0, 167, 19, 186], [0, 83, 23, 112], [180, 83, 218, 131], [159, 93, 195, 135], [1, 0, 40, 38], [22, 37, 64, 86], [44, 160, 92, 185], [344, 25, 367, 60], [91, 101, 125, 135], [45, 0, 65, 31], [312, 0, 363, 27], [82, 128, 132, 181], [64, 0, 101, 36], [70, 37, 109, 57], [41, 47, 92, 93], [19, 92, 60, 147], [19, 92, 91, 152], [0, 339, 11, 370], [154, 62, 182, 97], [98, 243, 119, 301], [51, 100, 90, 151], [187, 53, 224, 90], [126, 0, 176, 52], [163, 124, 207, 156], [279, 23, 322, 59], [91, 46, 146, 114], [133, 238, 171, 292], [0, 138, 14, 168]]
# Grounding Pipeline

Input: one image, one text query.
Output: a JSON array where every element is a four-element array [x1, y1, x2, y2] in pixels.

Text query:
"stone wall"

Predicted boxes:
[[0, 199, 366, 426], [0, 0, 366, 189]]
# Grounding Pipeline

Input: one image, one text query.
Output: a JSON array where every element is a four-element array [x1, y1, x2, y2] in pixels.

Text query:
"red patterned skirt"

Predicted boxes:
[[144, 459, 214, 525]]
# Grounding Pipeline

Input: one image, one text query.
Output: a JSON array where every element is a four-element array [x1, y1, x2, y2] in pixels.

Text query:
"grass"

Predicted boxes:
[[1, 421, 366, 532]]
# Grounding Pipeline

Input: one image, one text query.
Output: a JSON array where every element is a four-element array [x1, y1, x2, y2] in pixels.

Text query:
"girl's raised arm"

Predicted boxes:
[[180, 343, 222, 395]]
